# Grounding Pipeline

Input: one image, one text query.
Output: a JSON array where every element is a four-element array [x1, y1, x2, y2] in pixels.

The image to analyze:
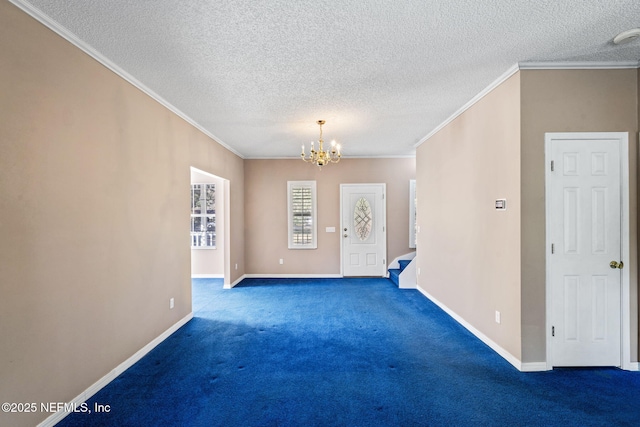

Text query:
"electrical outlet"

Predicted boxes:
[[170, 298, 175, 309], [279, 259, 284, 265], [495, 310, 501, 324]]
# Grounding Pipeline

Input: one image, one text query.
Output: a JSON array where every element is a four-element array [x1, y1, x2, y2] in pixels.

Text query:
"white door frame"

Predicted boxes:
[[190, 167, 231, 287], [223, 179, 231, 288], [340, 183, 387, 277], [544, 132, 631, 370]]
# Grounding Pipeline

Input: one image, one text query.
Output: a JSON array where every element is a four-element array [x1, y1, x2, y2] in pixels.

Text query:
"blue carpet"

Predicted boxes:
[[58, 278, 640, 426]]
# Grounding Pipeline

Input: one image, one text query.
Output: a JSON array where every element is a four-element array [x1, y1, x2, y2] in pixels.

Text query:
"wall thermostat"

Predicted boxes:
[[495, 199, 507, 210]]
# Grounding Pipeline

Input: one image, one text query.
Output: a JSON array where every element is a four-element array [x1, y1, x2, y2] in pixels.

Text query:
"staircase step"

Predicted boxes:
[[388, 268, 401, 286], [398, 259, 412, 272]]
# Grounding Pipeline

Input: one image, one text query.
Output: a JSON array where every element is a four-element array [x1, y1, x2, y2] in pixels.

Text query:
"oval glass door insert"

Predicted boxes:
[[354, 197, 373, 241]]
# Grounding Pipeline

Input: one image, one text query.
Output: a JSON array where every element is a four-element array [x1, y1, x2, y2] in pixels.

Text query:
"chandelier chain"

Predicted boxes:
[[301, 120, 341, 169]]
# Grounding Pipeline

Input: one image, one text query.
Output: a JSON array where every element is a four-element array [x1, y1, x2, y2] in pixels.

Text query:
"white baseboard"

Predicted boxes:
[[225, 274, 344, 289], [416, 285, 637, 373], [416, 286, 548, 372], [520, 362, 549, 372], [191, 274, 224, 279], [37, 312, 193, 427], [226, 274, 246, 289], [243, 274, 343, 279]]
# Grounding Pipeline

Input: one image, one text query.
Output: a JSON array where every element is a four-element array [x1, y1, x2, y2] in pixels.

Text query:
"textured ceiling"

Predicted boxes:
[[13, 0, 640, 158]]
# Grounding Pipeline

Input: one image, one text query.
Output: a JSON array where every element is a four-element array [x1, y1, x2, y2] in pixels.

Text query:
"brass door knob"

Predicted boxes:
[[610, 261, 624, 269]]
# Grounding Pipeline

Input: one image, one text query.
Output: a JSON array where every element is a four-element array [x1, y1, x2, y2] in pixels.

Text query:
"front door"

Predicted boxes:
[[341, 184, 386, 277], [547, 134, 622, 367]]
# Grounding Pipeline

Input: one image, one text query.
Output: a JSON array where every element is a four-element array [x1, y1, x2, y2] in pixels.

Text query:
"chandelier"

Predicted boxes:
[[301, 120, 341, 168]]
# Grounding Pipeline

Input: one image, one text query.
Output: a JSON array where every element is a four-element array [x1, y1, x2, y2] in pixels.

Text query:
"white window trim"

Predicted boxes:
[[191, 183, 216, 249], [287, 180, 317, 249]]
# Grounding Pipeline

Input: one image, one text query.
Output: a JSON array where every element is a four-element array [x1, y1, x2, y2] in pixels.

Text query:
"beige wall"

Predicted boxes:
[[0, 3, 244, 426], [415, 74, 523, 359], [416, 68, 639, 367], [1, 4, 638, 427], [190, 169, 225, 277], [520, 68, 639, 362], [244, 158, 416, 275]]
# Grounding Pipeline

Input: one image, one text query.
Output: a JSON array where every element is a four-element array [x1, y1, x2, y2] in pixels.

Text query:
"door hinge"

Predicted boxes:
[[382, 193, 385, 200], [551, 243, 554, 254], [551, 160, 555, 172], [383, 259, 386, 265], [552, 326, 555, 337]]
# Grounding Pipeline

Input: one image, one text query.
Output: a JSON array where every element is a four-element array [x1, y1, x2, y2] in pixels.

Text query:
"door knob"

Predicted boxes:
[[344, 234, 348, 238], [610, 260, 624, 269]]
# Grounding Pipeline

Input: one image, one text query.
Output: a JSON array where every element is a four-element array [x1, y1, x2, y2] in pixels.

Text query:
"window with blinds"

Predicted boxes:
[[191, 183, 216, 248], [287, 181, 317, 249]]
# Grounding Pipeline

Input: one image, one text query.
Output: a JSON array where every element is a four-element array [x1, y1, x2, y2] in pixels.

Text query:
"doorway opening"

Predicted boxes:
[[190, 167, 230, 293]]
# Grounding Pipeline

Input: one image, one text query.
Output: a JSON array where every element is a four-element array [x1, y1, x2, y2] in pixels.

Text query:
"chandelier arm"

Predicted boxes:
[[301, 119, 341, 168]]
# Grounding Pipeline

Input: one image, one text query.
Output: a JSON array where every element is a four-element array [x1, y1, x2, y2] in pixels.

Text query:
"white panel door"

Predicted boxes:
[[341, 184, 386, 277], [548, 137, 621, 367]]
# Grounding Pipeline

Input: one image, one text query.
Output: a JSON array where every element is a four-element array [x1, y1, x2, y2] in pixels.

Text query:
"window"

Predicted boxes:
[[287, 181, 317, 249], [191, 183, 216, 248]]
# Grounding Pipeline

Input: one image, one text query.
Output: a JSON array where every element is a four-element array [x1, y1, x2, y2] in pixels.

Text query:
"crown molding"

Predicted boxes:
[[8, 0, 245, 159], [519, 60, 640, 70], [246, 154, 416, 160], [415, 59, 640, 148], [10, 0, 640, 158], [415, 63, 520, 148], [337, 154, 416, 159]]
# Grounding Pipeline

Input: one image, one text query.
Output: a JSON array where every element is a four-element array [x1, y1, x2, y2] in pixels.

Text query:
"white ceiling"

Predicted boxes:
[[13, 0, 640, 158]]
